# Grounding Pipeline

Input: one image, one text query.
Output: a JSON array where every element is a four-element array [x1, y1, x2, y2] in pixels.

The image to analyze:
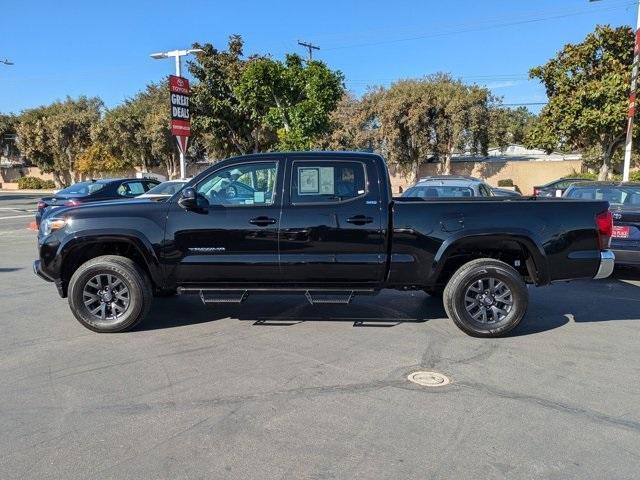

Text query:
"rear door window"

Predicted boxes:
[[290, 161, 367, 204], [117, 181, 146, 197]]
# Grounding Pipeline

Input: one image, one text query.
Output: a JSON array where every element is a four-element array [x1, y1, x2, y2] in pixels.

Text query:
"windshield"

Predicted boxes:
[[403, 185, 474, 198], [56, 181, 106, 196], [565, 185, 640, 206], [145, 181, 186, 195]]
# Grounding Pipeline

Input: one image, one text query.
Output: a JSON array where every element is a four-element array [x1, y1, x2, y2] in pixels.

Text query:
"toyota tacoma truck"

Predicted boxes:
[[34, 152, 615, 337]]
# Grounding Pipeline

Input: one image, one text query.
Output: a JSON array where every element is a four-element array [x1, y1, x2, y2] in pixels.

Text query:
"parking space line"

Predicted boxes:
[[0, 214, 34, 220]]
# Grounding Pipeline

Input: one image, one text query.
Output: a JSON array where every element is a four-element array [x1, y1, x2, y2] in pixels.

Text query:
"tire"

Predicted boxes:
[[67, 255, 153, 333], [443, 258, 528, 337]]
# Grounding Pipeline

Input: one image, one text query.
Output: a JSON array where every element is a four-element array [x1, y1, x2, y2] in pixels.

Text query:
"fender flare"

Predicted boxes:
[[430, 229, 550, 286], [56, 229, 163, 287]]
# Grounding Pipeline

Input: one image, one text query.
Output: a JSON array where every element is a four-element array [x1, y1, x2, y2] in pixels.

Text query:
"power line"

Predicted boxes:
[[323, 1, 636, 51]]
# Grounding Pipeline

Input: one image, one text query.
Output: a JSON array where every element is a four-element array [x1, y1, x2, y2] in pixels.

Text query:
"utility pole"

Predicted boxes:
[[297, 40, 320, 60], [590, 0, 640, 181]]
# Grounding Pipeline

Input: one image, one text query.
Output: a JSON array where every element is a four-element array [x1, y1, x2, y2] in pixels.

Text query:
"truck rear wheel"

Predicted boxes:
[[67, 255, 153, 333], [443, 258, 528, 337]]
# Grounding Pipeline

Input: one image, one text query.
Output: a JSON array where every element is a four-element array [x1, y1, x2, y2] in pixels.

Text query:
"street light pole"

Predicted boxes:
[[590, 0, 640, 180], [150, 48, 203, 179], [622, 1, 640, 181]]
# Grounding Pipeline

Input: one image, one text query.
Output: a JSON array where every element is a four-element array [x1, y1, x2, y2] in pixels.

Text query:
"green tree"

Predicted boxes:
[[76, 143, 130, 175], [314, 93, 377, 151], [235, 53, 345, 150], [359, 75, 490, 179], [0, 114, 19, 159], [16, 97, 103, 187], [527, 25, 634, 179], [96, 83, 180, 178], [188, 36, 275, 158], [489, 106, 535, 151]]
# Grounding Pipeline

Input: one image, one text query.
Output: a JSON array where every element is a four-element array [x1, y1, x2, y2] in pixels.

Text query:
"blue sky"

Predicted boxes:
[[0, 0, 636, 114]]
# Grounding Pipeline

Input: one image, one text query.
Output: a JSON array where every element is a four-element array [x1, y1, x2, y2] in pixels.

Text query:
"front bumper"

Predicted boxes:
[[33, 260, 53, 282], [593, 250, 615, 279]]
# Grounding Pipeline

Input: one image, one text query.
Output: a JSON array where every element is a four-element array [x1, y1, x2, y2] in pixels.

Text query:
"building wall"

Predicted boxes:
[[389, 160, 585, 195]]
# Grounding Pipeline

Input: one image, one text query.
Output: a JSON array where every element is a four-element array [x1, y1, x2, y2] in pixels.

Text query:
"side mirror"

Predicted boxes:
[[178, 187, 198, 209]]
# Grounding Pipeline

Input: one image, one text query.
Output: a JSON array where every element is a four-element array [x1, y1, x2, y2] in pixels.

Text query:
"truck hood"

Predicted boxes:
[[49, 197, 166, 218]]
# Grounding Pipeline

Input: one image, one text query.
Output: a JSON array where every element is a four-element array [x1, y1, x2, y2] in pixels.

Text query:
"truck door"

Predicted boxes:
[[164, 159, 282, 284], [278, 156, 386, 284]]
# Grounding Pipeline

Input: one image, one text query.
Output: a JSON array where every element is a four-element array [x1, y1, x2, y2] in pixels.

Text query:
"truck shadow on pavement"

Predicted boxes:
[[136, 292, 442, 332], [136, 273, 640, 336]]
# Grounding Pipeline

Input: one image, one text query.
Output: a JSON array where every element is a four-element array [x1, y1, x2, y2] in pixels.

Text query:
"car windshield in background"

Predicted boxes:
[[145, 182, 186, 195], [565, 186, 640, 206], [57, 181, 106, 196], [403, 185, 473, 198]]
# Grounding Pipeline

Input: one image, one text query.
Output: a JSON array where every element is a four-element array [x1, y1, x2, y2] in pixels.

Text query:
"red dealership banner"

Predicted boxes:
[[169, 75, 191, 137]]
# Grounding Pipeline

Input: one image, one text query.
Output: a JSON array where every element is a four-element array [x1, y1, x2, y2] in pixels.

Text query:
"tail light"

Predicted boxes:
[[595, 210, 613, 249], [64, 199, 80, 207], [36, 201, 47, 210]]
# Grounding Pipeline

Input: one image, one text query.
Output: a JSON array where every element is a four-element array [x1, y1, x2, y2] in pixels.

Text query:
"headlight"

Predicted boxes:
[[41, 217, 68, 236]]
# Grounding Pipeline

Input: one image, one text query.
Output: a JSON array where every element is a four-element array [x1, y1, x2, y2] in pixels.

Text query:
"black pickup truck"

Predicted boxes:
[[34, 152, 615, 337]]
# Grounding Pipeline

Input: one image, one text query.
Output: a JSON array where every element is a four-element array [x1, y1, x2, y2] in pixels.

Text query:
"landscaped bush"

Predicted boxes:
[[566, 170, 598, 180], [497, 179, 514, 187], [16, 177, 56, 189], [17, 176, 45, 189]]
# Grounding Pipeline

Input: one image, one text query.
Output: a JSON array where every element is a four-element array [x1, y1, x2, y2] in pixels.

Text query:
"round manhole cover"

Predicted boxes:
[[407, 371, 451, 387]]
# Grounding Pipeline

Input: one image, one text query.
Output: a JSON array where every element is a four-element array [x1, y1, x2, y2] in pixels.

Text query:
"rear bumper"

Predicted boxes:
[[594, 250, 615, 279], [611, 248, 640, 265]]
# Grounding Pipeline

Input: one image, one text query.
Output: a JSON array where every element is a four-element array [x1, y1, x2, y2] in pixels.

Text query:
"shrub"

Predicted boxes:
[[565, 170, 597, 180], [497, 179, 514, 187], [41, 179, 56, 189], [628, 171, 640, 182], [17, 176, 44, 189]]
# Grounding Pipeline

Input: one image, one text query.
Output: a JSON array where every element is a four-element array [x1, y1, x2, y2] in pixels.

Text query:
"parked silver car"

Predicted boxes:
[[401, 175, 494, 199]]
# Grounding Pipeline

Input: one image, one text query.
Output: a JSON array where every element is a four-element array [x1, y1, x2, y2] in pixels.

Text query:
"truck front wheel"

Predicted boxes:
[[67, 255, 153, 333], [443, 258, 528, 337]]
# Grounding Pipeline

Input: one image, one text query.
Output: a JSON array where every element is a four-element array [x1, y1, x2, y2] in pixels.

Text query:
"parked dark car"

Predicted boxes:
[[35, 178, 160, 226], [533, 177, 591, 197], [564, 181, 640, 265], [34, 152, 614, 338], [491, 187, 522, 197]]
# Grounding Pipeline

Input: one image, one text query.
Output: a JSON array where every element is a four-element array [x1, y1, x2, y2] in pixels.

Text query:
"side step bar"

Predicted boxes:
[[199, 290, 248, 304], [178, 287, 376, 306]]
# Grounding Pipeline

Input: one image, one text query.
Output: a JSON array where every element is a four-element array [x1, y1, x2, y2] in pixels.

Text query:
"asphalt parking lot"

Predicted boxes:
[[1, 192, 639, 479]]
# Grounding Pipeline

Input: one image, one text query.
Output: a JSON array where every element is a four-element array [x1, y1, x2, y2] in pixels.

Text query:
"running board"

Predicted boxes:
[[178, 287, 376, 306], [199, 290, 248, 304], [304, 290, 354, 305]]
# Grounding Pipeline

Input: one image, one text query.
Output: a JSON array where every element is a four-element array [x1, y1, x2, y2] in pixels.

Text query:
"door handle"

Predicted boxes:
[[249, 216, 277, 226], [346, 215, 374, 225]]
